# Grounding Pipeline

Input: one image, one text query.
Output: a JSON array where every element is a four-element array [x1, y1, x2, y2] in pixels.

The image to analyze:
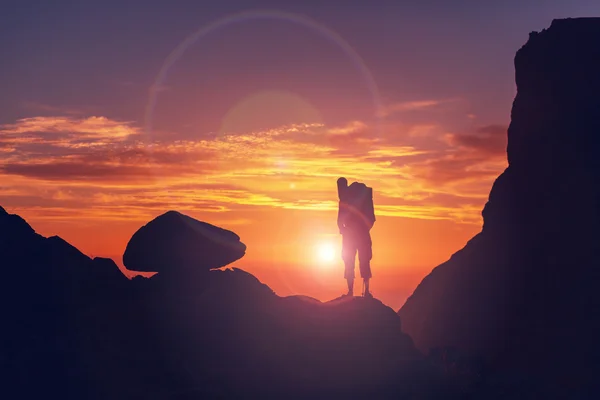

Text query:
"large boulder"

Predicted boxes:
[[123, 210, 246, 274], [398, 17, 600, 389]]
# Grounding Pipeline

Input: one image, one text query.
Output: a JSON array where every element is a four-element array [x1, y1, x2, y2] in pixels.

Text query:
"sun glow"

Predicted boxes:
[[316, 242, 337, 264]]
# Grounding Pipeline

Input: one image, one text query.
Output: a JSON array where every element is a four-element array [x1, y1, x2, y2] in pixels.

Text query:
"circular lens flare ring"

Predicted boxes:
[[142, 9, 384, 212], [144, 9, 383, 140]]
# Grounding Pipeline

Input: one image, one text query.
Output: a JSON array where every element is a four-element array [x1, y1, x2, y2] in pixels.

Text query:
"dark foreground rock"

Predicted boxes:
[[123, 210, 246, 274], [1, 207, 454, 399], [399, 17, 600, 395]]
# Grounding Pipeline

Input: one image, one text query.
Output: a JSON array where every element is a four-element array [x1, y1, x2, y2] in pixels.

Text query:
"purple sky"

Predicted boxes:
[[2, 0, 599, 131]]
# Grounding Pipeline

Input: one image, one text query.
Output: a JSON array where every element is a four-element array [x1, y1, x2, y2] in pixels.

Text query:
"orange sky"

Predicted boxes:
[[0, 99, 507, 310], [2, 3, 556, 310]]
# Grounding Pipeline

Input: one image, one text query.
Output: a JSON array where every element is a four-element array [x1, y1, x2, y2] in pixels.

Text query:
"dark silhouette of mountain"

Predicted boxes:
[[1, 206, 458, 399], [123, 210, 246, 274], [399, 17, 600, 396], [1, 205, 130, 399]]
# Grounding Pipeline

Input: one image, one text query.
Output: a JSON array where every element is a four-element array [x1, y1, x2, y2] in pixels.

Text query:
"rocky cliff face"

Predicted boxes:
[[398, 17, 600, 386]]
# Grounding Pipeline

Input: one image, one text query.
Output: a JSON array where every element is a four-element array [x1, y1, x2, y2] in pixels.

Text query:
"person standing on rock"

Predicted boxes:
[[337, 177, 376, 297]]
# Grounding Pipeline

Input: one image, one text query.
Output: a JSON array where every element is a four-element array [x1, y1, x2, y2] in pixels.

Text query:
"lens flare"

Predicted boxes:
[[141, 9, 384, 211], [315, 242, 336, 264], [145, 9, 383, 140]]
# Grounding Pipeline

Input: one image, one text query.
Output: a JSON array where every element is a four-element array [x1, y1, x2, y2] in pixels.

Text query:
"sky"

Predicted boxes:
[[2, 0, 599, 310]]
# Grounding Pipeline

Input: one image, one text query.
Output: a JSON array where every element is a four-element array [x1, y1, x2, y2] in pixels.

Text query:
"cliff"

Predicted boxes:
[[399, 17, 600, 389]]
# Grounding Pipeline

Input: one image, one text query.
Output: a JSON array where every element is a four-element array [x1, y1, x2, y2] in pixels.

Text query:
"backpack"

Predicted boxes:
[[347, 182, 376, 229]]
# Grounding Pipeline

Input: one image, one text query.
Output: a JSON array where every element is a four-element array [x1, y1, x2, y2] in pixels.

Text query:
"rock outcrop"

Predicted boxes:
[[399, 17, 600, 389], [2, 206, 448, 399], [0, 206, 129, 398], [0, 207, 127, 287], [123, 210, 246, 274]]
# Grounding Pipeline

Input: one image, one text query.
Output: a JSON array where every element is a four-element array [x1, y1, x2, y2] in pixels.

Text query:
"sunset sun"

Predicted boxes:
[[316, 242, 337, 264]]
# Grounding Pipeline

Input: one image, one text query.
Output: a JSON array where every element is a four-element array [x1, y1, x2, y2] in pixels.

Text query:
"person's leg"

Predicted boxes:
[[358, 232, 373, 297], [346, 274, 354, 296], [342, 233, 357, 296], [344, 257, 356, 296]]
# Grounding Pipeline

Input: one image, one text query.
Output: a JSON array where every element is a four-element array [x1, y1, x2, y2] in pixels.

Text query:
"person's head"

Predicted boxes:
[[337, 177, 348, 188]]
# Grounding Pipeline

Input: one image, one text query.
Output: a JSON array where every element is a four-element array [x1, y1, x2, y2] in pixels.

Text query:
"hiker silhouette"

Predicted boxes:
[[337, 177, 376, 297]]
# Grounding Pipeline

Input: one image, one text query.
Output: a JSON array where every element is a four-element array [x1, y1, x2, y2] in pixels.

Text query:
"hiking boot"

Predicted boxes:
[[363, 291, 373, 299]]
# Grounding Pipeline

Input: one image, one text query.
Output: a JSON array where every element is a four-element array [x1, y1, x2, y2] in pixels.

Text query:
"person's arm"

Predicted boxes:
[[337, 201, 345, 234]]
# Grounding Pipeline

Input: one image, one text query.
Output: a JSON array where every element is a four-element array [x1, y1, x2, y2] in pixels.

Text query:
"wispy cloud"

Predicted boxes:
[[377, 98, 459, 117], [326, 120, 368, 135], [444, 124, 507, 155], [0, 114, 507, 225], [1, 116, 138, 137]]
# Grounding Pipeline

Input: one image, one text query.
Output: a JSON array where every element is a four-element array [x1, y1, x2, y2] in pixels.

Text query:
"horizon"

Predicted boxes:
[[2, 1, 600, 310]]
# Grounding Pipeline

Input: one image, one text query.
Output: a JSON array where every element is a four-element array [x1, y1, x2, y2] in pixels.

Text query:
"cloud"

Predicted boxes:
[[372, 123, 508, 203], [2, 162, 152, 181], [445, 124, 507, 155], [0, 144, 15, 153], [375, 203, 483, 223], [326, 120, 369, 136], [0, 114, 508, 224], [407, 124, 441, 138], [377, 99, 458, 117], [408, 153, 505, 185], [0, 116, 140, 141]]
